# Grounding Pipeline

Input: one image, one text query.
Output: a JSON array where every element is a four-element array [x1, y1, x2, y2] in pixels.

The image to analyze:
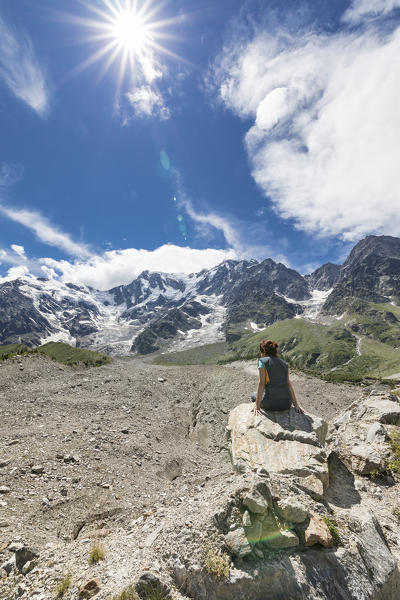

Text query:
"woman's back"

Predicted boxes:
[[252, 339, 304, 415], [259, 355, 289, 384], [259, 355, 291, 410]]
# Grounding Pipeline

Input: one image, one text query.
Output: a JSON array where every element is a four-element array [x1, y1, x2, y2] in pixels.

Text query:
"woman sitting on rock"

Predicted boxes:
[[251, 339, 304, 416]]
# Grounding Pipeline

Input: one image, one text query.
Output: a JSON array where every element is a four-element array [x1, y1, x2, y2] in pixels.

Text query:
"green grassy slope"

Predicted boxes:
[[359, 337, 400, 378], [153, 314, 400, 383], [154, 319, 357, 372], [0, 341, 111, 367], [0, 343, 30, 360], [36, 342, 112, 366], [343, 300, 400, 347], [225, 320, 356, 368]]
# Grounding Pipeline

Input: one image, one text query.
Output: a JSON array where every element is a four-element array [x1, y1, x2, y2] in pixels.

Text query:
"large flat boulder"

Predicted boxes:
[[227, 404, 329, 488]]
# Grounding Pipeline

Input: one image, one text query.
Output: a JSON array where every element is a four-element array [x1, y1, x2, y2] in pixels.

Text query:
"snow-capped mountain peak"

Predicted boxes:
[[2, 237, 398, 355]]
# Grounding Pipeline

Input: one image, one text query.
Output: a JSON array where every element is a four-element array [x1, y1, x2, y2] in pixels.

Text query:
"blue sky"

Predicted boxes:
[[0, 0, 399, 289]]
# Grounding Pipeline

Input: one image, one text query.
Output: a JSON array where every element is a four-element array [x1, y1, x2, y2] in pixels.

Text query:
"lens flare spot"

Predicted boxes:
[[160, 150, 170, 171]]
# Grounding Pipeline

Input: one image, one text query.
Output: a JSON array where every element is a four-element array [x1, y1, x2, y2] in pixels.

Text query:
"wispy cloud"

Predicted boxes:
[[0, 164, 90, 259], [0, 205, 91, 258], [0, 164, 236, 287], [0, 14, 50, 116], [10, 244, 26, 258], [124, 85, 170, 120], [343, 0, 400, 22], [0, 163, 24, 188], [172, 171, 289, 265], [212, 6, 400, 243]]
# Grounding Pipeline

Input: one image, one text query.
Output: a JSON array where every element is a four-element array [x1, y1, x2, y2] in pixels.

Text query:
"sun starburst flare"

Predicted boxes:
[[62, 0, 186, 87]]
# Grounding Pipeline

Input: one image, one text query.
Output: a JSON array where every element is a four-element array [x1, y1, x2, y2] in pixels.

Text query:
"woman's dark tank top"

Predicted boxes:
[[259, 356, 292, 410]]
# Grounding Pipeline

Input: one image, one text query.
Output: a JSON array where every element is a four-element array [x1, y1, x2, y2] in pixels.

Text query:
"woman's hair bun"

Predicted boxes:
[[259, 339, 279, 356]]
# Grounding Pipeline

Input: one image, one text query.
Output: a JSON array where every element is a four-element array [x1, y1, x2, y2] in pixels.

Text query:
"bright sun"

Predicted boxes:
[[66, 0, 184, 85], [112, 11, 150, 53]]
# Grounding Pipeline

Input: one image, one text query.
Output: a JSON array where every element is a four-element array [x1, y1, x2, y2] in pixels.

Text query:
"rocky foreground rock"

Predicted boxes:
[[179, 399, 400, 600], [1, 357, 400, 599]]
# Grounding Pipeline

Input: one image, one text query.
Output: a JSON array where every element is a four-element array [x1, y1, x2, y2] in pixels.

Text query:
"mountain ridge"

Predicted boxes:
[[0, 235, 399, 370]]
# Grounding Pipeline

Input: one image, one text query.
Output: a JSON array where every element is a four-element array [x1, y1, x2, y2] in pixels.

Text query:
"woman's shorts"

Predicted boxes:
[[251, 391, 292, 411]]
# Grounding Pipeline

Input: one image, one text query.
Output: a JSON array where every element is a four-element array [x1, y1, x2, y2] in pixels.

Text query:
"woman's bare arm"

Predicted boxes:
[[252, 367, 266, 416], [288, 375, 304, 413]]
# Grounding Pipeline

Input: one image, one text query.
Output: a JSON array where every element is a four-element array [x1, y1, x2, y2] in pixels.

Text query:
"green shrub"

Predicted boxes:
[[204, 546, 230, 580], [111, 585, 171, 600], [323, 516, 341, 546], [387, 459, 400, 474], [129, 587, 169, 600], [388, 429, 400, 474], [369, 469, 382, 479], [89, 541, 105, 564], [112, 586, 139, 600], [144, 590, 169, 600], [392, 505, 400, 521], [56, 574, 71, 597]]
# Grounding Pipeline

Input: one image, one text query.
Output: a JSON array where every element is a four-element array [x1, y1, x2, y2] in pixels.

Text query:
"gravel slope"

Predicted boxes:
[[0, 354, 366, 599]]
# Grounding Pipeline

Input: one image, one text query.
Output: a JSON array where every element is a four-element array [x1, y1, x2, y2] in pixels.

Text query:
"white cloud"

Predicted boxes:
[[182, 200, 244, 252], [213, 17, 400, 242], [125, 85, 170, 120], [0, 247, 24, 267], [0, 242, 237, 290], [115, 48, 169, 122], [39, 244, 238, 290], [0, 187, 236, 289], [344, 0, 400, 22], [0, 246, 35, 284], [256, 87, 291, 131], [0, 14, 49, 116], [0, 264, 30, 284], [0, 205, 91, 258], [180, 197, 289, 264], [140, 53, 163, 84], [10, 244, 26, 258]]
